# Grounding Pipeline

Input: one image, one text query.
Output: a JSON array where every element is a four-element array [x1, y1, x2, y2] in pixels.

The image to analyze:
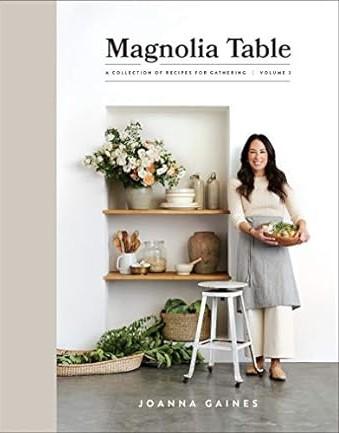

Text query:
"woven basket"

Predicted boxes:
[[161, 311, 211, 342], [57, 349, 144, 377]]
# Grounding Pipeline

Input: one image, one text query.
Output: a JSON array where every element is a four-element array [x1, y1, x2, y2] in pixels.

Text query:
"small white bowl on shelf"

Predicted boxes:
[[166, 188, 195, 204], [175, 258, 202, 275], [166, 195, 195, 204]]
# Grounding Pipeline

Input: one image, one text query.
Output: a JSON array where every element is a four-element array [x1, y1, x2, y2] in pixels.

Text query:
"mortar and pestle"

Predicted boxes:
[[175, 257, 202, 276]]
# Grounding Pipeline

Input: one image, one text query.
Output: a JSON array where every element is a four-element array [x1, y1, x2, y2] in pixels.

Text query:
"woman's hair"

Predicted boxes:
[[236, 134, 288, 202]]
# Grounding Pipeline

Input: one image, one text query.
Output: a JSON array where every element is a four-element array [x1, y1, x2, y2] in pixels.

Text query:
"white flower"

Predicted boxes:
[[178, 168, 186, 178], [128, 157, 138, 169], [114, 148, 127, 165], [106, 133, 115, 141], [140, 156, 152, 168], [129, 141, 139, 150], [83, 157, 92, 166], [137, 167, 147, 179], [156, 165, 168, 176], [137, 148, 146, 159], [103, 143, 113, 151], [123, 163, 132, 173], [146, 147, 161, 162], [117, 155, 127, 166], [96, 156, 103, 163]]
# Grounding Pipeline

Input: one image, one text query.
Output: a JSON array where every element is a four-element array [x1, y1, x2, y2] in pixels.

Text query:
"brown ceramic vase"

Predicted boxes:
[[188, 231, 220, 274]]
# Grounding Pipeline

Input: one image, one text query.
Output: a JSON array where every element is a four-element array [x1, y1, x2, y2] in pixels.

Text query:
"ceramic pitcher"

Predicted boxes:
[[116, 253, 138, 274]]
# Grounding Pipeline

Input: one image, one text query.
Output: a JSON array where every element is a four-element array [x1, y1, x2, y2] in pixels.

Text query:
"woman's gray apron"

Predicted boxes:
[[237, 215, 301, 311]]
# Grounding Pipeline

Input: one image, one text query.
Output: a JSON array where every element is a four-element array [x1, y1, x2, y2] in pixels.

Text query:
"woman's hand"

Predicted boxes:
[[296, 220, 310, 243], [251, 227, 279, 246]]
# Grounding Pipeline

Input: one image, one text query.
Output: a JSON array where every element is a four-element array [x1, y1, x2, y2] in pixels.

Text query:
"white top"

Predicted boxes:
[[228, 176, 303, 229]]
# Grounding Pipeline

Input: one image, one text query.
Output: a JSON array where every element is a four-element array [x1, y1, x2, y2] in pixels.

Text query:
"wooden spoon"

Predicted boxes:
[[117, 231, 125, 253], [130, 230, 139, 252], [126, 234, 131, 253], [122, 230, 129, 253], [112, 234, 122, 252], [133, 238, 141, 252]]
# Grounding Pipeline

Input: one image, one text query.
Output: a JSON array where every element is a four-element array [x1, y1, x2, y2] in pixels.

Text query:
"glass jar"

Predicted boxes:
[[141, 240, 167, 273]]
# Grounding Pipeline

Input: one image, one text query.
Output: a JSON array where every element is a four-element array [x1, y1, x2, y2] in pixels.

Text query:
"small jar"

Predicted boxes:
[[141, 240, 167, 273]]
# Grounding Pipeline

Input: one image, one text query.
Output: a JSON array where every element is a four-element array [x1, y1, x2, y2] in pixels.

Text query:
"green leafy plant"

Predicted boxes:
[[57, 314, 204, 369], [96, 315, 164, 357], [162, 298, 210, 314], [57, 348, 117, 365], [144, 342, 204, 368]]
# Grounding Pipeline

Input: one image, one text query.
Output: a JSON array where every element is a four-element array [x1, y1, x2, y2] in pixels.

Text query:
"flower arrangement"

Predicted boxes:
[[83, 121, 185, 189]]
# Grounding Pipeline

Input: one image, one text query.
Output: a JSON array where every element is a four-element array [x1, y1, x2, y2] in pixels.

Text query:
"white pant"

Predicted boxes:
[[246, 306, 295, 359]]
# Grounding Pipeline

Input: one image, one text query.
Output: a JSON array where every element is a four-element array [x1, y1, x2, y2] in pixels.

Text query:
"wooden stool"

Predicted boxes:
[[183, 281, 264, 387]]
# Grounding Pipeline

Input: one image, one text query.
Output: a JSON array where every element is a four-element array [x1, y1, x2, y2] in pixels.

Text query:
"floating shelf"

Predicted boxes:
[[104, 271, 231, 281], [103, 209, 230, 215]]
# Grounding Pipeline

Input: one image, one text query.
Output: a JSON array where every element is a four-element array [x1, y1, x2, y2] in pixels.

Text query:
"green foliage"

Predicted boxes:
[[162, 298, 210, 314], [57, 314, 205, 368], [57, 348, 117, 365], [163, 298, 186, 312], [143, 342, 204, 368], [96, 315, 164, 356]]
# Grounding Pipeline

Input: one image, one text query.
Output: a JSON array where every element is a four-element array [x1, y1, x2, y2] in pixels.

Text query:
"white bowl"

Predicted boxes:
[[175, 263, 194, 275], [166, 191, 195, 204], [167, 188, 194, 194], [166, 192, 195, 197], [166, 196, 195, 204]]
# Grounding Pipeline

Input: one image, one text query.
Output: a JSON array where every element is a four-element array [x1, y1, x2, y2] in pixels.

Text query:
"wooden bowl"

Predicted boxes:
[[264, 232, 300, 246], [130, 264, 151, 275], [275, 235, 300, 246]]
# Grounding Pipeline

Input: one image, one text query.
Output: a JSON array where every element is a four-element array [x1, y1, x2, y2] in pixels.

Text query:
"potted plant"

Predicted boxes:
[[160, 298, 211, 342], [83, 121, 185, 209]]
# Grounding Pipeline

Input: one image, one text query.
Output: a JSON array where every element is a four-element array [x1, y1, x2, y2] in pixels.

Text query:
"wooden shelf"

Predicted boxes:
[[103, 209, 230, 215], [104, 271, 231, 281]]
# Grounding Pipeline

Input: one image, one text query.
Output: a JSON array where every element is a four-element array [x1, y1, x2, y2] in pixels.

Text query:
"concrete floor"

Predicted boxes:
[[58, 363, 338, 432]]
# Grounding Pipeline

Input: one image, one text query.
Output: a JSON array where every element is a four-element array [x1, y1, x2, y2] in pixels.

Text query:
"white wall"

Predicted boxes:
[[57, 1, 338, 361]]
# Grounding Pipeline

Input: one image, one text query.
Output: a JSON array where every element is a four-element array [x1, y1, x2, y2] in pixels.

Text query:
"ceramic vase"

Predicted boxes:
[[188, 231, 220, 274], [105, 178, 126, 209], [125, 187, 153, 209]]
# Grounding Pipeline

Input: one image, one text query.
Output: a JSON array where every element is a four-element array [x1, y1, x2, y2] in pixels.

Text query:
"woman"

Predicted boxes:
[[228, 134, 310, 381]]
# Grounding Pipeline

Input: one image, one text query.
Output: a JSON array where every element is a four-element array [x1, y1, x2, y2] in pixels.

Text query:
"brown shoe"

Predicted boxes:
[[245, 358, 265, 376], [269, 365, 287, 381]]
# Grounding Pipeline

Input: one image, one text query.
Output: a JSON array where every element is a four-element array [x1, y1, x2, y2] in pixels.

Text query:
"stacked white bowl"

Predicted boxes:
[[162, 188, 196, 207]]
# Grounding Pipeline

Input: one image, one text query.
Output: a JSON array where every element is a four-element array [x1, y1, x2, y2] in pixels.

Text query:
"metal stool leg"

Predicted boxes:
[[227, 297, 243, 387], [240, 294, 264, 376], [208, 297, 218, 373], [183, 294, 207, 382]]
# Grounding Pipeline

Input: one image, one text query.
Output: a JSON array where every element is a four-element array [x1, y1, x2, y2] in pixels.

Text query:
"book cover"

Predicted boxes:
[[1, 1, 338, 432]]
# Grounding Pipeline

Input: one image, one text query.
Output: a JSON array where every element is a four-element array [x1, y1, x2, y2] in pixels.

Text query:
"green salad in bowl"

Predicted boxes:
[[261, 222, 299, 246]]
